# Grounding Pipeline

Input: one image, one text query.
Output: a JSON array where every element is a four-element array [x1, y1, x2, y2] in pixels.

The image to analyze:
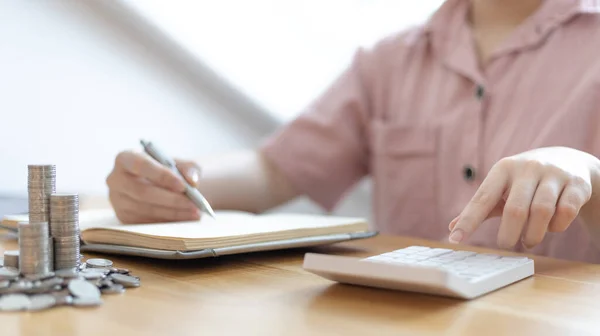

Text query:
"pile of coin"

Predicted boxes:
[[0, 257, 140, 311], [27, 165, 56, 223], [0, 164, 142, 312], [50, 194, 81, 269]]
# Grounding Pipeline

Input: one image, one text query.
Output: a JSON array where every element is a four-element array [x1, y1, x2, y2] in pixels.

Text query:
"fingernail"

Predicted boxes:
[[187, 167, 199, 186], [448, 216, 459, 231], [521, 238, 534, 250], [449, 229, 464, 243]]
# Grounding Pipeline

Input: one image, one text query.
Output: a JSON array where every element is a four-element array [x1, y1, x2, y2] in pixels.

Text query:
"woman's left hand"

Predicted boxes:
[[449, 146, 598, 249]]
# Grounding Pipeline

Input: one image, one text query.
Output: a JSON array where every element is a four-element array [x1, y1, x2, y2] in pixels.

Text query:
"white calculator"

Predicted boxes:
[[302, 245, 534, 299]]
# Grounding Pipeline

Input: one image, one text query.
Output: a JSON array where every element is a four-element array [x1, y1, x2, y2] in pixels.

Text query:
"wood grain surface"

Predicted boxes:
[[1, 200, 600, 336]]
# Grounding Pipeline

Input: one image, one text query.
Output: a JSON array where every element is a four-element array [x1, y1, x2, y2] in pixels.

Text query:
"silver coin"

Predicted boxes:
[[54, 268, 79, 278], [0, 286, 15, 295], [83, 268, 109, 275], [25, 284, 50, 295], [97, 278, 113, 287], [86, 259, 113, 268], [109, 273, 140, 288], [0, 294, 31, 312], [13, 279, 33, 289], [28, 294, 57, 311], [0, 267, 19, 280], [61, 276, 79, 287], [53, 294, 74, 306], [101, 284, 125, 295], [24, 272, 55, 282], [68, 279, 101, 299], [82, 272, 104, 280], [1, 280, 31, 295], [41, 277, 64, 288], [72, 296, 103, 307]]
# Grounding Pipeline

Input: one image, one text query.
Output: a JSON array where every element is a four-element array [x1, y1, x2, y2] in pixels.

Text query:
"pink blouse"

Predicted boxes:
[[260, 0, 600, 263]]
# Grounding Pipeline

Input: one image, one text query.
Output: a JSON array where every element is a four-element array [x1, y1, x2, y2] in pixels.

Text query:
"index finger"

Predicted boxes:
[[115, 151, 186, 192], [450, 166, 509, 243]]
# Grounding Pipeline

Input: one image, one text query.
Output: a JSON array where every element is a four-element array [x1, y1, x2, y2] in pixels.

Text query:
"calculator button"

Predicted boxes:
[[398, 246, 430, 253], [416, 261, 442, 268], [415, 248, 453, 258], [452, 251, 477, 258], [360, 246, 532, 285]]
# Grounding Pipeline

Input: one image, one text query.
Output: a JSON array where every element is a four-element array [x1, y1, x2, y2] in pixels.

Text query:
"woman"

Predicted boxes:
[[106, 0, 600, 263]]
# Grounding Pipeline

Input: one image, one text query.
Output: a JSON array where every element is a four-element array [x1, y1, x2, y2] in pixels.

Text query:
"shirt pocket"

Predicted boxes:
[[369, 121, 439, 236]]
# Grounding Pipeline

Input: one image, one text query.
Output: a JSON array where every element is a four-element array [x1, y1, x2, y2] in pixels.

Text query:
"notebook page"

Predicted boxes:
[[260, 213, 366, 228], [1, 208, 121, 230], [94, 213, 364, 239], [2, 209, 256, 231], [78, 209, 256, 230]]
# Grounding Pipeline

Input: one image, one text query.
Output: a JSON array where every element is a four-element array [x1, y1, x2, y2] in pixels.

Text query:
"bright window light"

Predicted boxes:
[[119, 0, 444, 122]]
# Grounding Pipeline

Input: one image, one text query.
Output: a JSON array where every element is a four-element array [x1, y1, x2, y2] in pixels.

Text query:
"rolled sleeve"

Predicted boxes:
[[259, 49, 374, 211]]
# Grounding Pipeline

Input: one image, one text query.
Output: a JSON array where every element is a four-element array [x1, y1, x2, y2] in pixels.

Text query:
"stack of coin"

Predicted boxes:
[[3, 251, 19, 269], [18, 221, 52, 276], [50, 193, 81, 270], [28, 165, 56, 223]]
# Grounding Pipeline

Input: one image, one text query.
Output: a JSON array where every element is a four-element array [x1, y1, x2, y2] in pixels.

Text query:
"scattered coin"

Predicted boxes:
[[0, 294, 31, 312], [0, 257, 140, 312], [97, 278, 113, 288], [82, 268, 109, 275], [72, 296, 103, 307], [86, 259, 113, 268], [110, 273, 141, 288], [101, 284, 125, 295], [0, 268, 19, 281], [53, 293, 73, 306], [41, 277, 64, 289], [28, 294, 56, 311], [68, 279, 101, 300], [82, 272, 104, 280]]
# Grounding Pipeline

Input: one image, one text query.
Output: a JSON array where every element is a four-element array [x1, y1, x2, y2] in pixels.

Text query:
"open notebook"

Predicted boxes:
[[1, 209, 376, 259]]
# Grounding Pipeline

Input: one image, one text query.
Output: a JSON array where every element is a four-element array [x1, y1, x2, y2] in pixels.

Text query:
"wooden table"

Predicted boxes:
[[2, 218, 600, 335]]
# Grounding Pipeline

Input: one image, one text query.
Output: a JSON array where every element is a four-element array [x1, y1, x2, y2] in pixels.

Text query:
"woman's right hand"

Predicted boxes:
[[106, 150, 202, 224]]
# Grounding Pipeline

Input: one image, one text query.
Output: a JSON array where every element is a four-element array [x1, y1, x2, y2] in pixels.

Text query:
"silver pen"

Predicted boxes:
[[140, 139, 216, 219]]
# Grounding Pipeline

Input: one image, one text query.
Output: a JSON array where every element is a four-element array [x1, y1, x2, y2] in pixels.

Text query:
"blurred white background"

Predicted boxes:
[[0, 0, 442, 218], [116, 0, 445, 121]]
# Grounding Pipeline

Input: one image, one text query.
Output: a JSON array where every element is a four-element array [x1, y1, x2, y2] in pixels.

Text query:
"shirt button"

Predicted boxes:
[[475, 85, 485, 100], [463, 165, 475, 181]]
